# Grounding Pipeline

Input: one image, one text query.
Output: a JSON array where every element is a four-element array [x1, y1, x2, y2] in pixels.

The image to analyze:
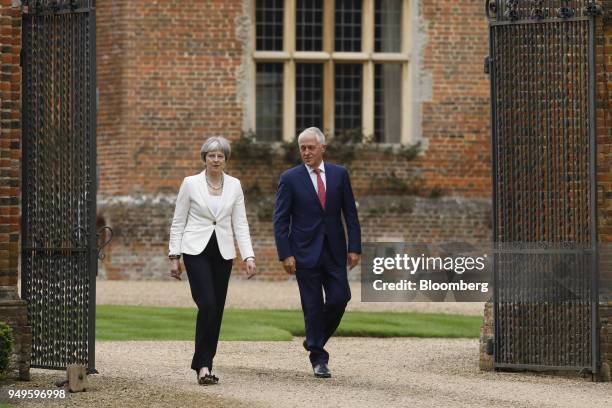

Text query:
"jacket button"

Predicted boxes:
[[213, 221, 216, 225]]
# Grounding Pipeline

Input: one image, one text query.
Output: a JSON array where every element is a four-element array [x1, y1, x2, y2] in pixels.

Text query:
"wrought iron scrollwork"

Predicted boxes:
[[490, 0, 606, 22], [486, 0, 498, 20], [531, 0, 547, 19], [97, 226, 114, 261], [504, 0, 520, 21], [558, 0, 575, 18], [22, 0, 93, 14], [584, 1, 602, 16]]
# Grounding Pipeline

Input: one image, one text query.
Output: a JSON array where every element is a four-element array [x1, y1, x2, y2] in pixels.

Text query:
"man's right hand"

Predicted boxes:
[[282, 256, 296, 275]]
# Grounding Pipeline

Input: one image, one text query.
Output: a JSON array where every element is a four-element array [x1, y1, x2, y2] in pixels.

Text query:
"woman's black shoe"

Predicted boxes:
[[198, 373, 219, 385]]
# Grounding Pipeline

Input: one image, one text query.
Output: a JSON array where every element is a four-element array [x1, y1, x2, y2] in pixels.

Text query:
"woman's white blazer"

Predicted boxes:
[[168, 171, 255, 260]]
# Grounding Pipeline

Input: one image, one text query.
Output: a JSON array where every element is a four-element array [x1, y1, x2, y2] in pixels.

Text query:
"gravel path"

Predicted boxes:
[[6, 339, 611, 408], [5, 281, 609, 407], [96, 280, 485, 315]]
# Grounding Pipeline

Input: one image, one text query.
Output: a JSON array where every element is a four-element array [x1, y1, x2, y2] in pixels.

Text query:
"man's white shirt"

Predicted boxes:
[[305, 161, 326, 194]]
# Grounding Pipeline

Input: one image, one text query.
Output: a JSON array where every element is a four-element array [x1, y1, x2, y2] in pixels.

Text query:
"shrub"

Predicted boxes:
[[231, 131, 273, 161], [0, 321, 14, 379], [255, 196, 276, 221], [281, 139, 301, 166]]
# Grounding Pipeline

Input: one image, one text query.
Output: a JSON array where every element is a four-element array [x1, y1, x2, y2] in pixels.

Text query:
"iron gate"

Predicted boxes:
[[21, 0, 97, 371], [487, 0, 601, 372]]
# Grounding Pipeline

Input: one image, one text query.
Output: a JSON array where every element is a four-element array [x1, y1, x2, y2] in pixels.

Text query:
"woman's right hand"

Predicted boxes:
[[170, 259, 182, 280]]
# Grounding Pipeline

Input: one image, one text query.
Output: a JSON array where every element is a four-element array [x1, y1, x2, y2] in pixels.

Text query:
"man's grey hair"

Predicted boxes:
[[200, 136, 231, 162], [297, 127, 326, 145]]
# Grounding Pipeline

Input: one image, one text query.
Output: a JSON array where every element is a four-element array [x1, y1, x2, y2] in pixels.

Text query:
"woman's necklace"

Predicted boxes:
[[206, 172, 224, 191]]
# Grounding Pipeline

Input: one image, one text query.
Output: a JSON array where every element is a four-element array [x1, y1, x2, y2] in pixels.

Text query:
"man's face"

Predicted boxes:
[[299, 132, 326, 168]]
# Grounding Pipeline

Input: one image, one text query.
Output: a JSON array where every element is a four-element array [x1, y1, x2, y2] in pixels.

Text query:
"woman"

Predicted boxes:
[[168, 136, 256, 385]]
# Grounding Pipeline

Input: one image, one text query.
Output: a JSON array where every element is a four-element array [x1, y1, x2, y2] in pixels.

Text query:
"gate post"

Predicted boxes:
[[479, 302, 494, 371], [0, 0, 31, 381], [595, 1, 612, 382]]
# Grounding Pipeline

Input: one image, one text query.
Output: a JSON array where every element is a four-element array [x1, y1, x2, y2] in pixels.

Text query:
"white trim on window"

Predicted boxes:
[[251, 0, 414, 144]]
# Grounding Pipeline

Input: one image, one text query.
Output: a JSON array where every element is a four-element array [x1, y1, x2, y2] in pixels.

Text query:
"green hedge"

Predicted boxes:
[[0, 321, 14, 379]]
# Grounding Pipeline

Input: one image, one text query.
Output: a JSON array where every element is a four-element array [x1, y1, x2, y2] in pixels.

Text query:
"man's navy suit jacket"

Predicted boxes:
[[273, 163, 361, 269]]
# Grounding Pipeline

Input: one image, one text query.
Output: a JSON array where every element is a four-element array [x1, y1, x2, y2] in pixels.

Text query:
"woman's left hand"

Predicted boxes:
[[245, 258, 256, 279]]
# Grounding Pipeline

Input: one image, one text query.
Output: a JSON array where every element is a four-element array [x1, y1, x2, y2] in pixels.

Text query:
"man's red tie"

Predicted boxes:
[[314, 168, 326, 209]]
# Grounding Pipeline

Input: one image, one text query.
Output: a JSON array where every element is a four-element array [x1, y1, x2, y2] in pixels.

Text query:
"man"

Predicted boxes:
[[273, 127, 361, 378]]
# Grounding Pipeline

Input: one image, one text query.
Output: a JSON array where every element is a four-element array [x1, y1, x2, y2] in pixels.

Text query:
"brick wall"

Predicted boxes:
[[596, 7, 612, 381], [97, 0, 247, 197], [598, 6, 612, 303], [98, 193, 491, 280], [96, 0, 491, 197], [420, 0, 491, 195], [95, 0, 493, 280], [0, 0, 20, 291], [0, 0, 31, 381], [96, 0, 130, 194], [597, 6, 612, 245]]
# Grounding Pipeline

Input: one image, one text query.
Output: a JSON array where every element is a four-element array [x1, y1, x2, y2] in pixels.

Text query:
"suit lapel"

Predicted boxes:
[[196, 170, 214, 217], [216, 172, 231, 218], [323, 164, 334, 205]]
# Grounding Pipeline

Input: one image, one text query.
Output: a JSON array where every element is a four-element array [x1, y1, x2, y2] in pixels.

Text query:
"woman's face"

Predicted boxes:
[[205, 150, 226, 173]]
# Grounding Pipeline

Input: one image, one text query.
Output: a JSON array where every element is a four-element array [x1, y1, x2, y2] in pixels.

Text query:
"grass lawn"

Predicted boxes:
[[97, 305, 481, 341]]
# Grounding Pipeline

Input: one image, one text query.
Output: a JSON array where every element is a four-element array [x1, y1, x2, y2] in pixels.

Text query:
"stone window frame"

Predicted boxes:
[[247, 0, 414, 144]]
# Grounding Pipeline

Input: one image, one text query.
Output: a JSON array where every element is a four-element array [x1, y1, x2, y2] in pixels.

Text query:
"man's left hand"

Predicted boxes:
[[347, 252, 360, 270]]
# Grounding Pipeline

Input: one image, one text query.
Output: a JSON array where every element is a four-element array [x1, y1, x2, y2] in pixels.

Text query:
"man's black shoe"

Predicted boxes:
[[313, 363, 331, 378]]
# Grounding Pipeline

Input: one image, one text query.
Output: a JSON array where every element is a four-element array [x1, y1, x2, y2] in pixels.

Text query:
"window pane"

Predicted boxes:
[[296, 63, 324, 133], [297, 0, 323, 51], [334, 64, 362, 136], [256, 0, 284, 51], [375, 0, 402, 52], [256, 63, 283, 141], [335, 0, 362, 52], [374, 64, 401, 143]]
